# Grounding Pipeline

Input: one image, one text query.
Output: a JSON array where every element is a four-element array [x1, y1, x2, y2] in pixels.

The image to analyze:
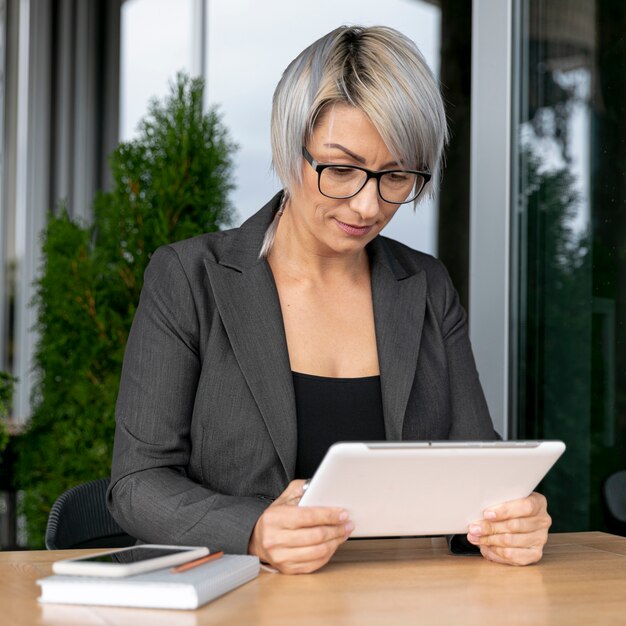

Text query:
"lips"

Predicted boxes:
[[334, 218, 375, 237]]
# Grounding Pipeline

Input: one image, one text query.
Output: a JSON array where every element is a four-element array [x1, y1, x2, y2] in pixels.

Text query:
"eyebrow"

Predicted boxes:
[[323, 143, 366, 164], [322, 143, 399, 169]]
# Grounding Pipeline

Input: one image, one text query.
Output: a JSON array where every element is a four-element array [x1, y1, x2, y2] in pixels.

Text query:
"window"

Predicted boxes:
[[120, 0, 200, 140], [513, 0, 626, 531]]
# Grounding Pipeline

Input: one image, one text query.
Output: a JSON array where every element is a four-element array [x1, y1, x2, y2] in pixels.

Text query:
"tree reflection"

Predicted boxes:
[[520, 144, 592, 530], [517, 0, 626, 532]]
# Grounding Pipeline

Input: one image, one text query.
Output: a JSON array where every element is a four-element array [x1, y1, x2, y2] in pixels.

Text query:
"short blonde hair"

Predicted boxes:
[[271, 25, 448, 192]]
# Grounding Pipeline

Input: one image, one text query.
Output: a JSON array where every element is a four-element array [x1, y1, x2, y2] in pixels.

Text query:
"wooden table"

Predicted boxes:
[[2, 532, 626, 625]]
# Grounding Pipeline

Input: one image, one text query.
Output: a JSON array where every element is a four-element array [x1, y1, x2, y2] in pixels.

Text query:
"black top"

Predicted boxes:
[[292, 371, 386, 479]]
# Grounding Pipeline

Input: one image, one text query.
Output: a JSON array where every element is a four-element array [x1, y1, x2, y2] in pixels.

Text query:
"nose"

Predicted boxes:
[[348, 177, 380, 221]]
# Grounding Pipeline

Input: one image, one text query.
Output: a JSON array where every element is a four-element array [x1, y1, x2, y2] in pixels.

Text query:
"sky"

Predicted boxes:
[[120, 0, 441, 255]]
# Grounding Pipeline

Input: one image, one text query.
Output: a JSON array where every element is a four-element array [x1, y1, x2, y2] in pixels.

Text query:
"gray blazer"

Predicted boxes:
[[107, 192, 497, 554]]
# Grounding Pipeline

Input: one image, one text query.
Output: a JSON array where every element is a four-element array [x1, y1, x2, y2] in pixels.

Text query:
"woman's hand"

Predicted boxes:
[[466, 492, 551, 566], [248, 480, 354, 574]]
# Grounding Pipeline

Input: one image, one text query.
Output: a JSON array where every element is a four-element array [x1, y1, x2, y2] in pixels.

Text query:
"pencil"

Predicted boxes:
[[171, 551, 224, 573]]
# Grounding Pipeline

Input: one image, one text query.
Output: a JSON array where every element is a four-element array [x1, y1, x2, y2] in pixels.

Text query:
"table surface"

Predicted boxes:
[[2, 532, 626, 626]]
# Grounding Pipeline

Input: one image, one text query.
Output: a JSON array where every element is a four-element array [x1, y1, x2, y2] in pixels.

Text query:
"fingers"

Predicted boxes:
[[468, 510, 552, 538], [280, 521, 354, 548], [266, 533, 351, 575], [468, 528, 548, 549], [469, 492, 551, 566], [480, 544, 544, 567], [482, 492, 547, 523], [265, 500, 349, 528], [249, 493, 355, 574], [261, 508, 353, 548], [257, 520, 351, 574]]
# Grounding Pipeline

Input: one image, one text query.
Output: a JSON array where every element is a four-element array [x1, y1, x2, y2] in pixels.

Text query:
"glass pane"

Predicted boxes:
[[514, 0, 626, 531], [120, 0, 196, 141]]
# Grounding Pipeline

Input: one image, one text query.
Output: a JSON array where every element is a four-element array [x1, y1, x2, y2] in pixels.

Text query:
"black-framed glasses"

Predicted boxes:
[[302, 146, 431, 204]]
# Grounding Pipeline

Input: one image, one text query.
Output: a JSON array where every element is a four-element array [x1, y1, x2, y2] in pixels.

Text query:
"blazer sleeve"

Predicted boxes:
[[435, 261, 499, 555], [107, 245, 268, 554], [435, 261, 501, 440]]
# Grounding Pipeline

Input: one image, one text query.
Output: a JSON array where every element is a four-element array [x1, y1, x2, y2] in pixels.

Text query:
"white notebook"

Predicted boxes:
[[37, 554, 260, 610]]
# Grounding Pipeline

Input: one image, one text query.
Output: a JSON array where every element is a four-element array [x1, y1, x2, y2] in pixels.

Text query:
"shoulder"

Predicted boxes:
[[378, 236, 447, 275], [143, 229, 234, 288], [137, 229, 243, 338], [376, 235, 467, 339], [164, 228, 234, 267], [373, 235, 463, 332], [376, 235, 457, 304], [148, 193, 281, 279]]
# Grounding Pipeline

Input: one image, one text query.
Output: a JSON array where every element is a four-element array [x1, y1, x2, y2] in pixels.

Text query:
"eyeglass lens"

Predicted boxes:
[[319, 166, 425, 203]]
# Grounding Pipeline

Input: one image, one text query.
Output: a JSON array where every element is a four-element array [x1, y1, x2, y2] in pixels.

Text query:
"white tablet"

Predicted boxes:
[[298, 441, 565, 537]]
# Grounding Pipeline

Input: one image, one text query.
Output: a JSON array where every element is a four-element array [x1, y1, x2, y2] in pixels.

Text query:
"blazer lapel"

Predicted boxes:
[[203, 195, 427, 480], [369, 237, 426, 441], [204, 194, 297, 482]]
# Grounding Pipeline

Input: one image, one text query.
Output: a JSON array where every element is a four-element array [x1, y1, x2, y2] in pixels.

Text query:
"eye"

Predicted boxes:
[[326, 167, 359, 179], [386, 172, 411, 183]]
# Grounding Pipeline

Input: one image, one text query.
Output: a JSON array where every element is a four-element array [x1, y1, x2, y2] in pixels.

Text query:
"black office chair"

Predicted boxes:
[[603, 470, 626, 537], [45, 477, 136, 550]]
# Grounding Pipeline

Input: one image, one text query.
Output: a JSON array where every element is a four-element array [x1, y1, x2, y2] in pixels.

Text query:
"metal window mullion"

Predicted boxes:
[[52, 0, 74, 214], [0, 0, 7, 372], [192, 0, 207, 108], [13, 0, 51, 422], [72, 0, 96, 221], [469, 0, 514, 439], [12, 0, 31, 421], [509, 0, 530, 439]]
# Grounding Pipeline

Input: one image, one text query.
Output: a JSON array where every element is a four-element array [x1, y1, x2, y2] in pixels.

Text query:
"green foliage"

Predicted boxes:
[[0, 371, 16, 457], [518, 146, 592, 531], [14, 74, 236, 547]]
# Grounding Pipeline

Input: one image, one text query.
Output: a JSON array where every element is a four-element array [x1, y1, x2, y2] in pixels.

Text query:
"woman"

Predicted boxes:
[[108, 25, 551, 574]]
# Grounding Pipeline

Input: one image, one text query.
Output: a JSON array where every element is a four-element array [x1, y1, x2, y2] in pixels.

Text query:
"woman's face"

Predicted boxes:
[[286, 104, 403, 257]]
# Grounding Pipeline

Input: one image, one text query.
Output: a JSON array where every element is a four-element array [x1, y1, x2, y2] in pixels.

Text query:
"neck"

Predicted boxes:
[[268, 204, 369, 284]]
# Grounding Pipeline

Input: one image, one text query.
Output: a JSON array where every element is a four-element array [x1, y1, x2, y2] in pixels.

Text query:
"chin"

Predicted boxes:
[[327, 233, 376, 255]]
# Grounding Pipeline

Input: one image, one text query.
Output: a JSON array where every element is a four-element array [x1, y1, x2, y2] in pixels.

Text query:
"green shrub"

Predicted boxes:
[[0, 371, 16, 458], [15, 73, 236, 547]]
